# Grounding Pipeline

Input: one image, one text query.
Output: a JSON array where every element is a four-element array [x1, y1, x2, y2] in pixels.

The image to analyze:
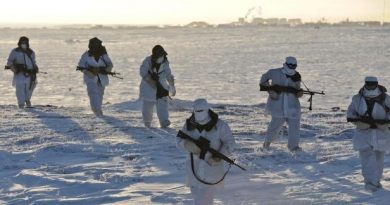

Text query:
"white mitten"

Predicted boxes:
[[167, 75, 176, 96], [170, 85, 176, 97], [268, 90, 279, 100], [159, 77, 171, 90], [184, 140, 201, 155], [296, 90, 303, 98], [354, 121, 370, 130], [205, 152, 222, 166]]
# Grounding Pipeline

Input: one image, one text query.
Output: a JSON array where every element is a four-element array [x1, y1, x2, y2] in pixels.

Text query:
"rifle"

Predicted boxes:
[[76, 66, 123, 80], [5, 64, 39, 74], [177, 130, 246, 171], [148, 70, 170, 99], [99, 70, 123, 80], [347, 117, 390, 129], [260, 84, 300, 94], [259, 84, 325, 110]]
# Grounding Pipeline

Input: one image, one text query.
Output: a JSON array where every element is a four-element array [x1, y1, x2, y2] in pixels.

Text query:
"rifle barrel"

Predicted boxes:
[[112, 75, 124, 80], [302, 90, 325, 95], [347, 117, 390, 124]]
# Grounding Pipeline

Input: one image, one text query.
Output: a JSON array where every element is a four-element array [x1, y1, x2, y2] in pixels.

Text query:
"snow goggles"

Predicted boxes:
[[286, 63, 297, 69], [194, 109, 206, 113], [365, 81, 378, 87]]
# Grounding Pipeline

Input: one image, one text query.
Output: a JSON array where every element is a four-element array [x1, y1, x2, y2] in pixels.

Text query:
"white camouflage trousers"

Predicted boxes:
[[15, 80, 35, 107], [142, 97, 170, 127], [86, 82, 105, 114], [190, 186, 215, 205], [359, 147, 385, 186], [265, 117, 300, 149]]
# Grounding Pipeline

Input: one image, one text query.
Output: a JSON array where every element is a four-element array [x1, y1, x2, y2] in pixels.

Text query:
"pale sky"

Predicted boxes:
[[0, 0, 388, 25]]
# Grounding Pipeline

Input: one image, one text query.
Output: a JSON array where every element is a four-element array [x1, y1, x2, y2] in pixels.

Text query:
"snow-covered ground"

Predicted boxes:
[[0, 26, 390, 204]]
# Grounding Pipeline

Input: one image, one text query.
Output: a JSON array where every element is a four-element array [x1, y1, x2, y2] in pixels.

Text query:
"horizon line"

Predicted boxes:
[[1, 19, 389, 28]]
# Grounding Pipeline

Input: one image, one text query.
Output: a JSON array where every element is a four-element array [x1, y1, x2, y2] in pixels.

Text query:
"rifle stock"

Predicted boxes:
[[177, 130, 246, 171]]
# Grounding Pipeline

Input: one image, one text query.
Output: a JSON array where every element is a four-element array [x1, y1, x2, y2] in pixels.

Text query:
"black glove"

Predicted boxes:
[[196, 136, 210, 160], [87, 66, 100, 75], [197, 136, 210, 150], [14, 64, 26, 73], [27, 66, 39, 74], [291, 72, 301, 82], [207, 154, 222, 166], [149, 72, 158, 82]]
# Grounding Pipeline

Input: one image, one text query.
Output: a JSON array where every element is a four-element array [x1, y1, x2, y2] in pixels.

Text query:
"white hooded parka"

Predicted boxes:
[[7, 48, 38, 87], [139, 56, 174, 102], [78, 51, 113, 87], [347, 86, 390, 151], [260, 67, 301, 119], [176, 112, 236, 188]]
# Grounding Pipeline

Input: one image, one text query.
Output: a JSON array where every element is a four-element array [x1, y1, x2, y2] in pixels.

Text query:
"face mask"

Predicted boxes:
[[21, 44, 27, 50], [194, 110, 210, 125], [282, 64, 296, 75], [363, 87, 381, 98], [156, 56, 164, 64]]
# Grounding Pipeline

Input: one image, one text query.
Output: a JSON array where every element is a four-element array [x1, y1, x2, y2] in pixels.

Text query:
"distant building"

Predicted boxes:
[[361, 21, 381, 26], [238, 18, 247, 25], [335, 19, 362, 27], [251, 18, 266, 25], [279, 18, 287, 24], [383, 22, 390, 27], [249, 17, 302, 27], [265, 18, 279, 26], [288, 19, 302, 26]]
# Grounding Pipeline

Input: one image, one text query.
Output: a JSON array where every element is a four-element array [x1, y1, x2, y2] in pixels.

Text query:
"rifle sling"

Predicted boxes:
[[190, 153, 231, 185]]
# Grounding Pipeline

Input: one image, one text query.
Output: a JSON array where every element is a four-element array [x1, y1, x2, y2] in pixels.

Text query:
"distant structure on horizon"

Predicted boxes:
[[237, 17, 302, 26], [222, 17, 386, 27], [183, 17, 389, 28]]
